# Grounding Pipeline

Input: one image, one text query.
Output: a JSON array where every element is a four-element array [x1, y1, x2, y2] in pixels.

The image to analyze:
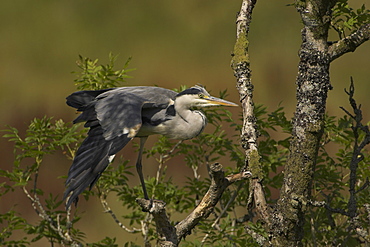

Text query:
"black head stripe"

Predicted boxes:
[[176, 86, 208, 97]]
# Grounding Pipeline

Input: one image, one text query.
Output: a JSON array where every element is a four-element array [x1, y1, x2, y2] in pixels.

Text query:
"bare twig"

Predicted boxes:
[[340, 81, 370, 243], [64, 194, 75, 242], [356, 177, 369, 194], [99, 194, 141, 233], [23, 186, 77, 245], [157, 140, 183, 175], [153, 140, 183, 199], [340, 80, 370, 218], [32, 166, 39, 196], [307, 80, 370, 244], [308, 199, 349, 216]]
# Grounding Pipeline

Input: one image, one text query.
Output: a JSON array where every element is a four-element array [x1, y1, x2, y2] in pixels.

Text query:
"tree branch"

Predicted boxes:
[[245, 225, 268, 245], [340, 80, 370, 218], [201, 181, 245, 244], [23, 186, 78, 245], [271, 1, 335, 245], [328, 23, 370, 61], [308, 199, 349, 216], [175, 164, 251, 241], [136, 163, 251, 246], [351, 216, 370, 242], [136, 199, 177, 247], [232, 0, 271, 232]]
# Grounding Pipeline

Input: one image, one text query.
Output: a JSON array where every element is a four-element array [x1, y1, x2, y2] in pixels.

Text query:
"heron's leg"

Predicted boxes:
[[136, 136, 149, 199]]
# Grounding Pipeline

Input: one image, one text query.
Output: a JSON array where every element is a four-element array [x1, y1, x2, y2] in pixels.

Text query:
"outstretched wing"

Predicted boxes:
[[64, 89, 149, 208]]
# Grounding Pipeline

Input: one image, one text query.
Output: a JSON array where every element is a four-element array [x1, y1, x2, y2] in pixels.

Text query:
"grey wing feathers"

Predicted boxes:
[[95, 87, 177, 139], [66, 89, 113, 125], [95, 91, 146, 140], [66, 89, 113, 111], [64, 126, 132, 208], [64, 86, 176, 208]]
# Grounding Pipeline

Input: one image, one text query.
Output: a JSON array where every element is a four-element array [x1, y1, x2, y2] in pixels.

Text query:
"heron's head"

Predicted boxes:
[[175, 85, 238, 108]]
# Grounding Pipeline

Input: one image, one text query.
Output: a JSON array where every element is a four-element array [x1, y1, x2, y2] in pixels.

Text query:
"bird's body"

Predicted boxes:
[[64, 85, 237, 208]]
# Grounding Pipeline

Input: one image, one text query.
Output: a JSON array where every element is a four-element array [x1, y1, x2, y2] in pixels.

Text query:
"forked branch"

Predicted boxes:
[[136, 163, 251, 246]]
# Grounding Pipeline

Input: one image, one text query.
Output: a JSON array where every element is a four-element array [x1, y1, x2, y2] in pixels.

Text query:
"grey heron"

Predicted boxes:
[[64, 85, 238, 208]]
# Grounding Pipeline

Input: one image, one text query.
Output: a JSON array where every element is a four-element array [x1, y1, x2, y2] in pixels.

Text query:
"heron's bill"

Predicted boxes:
[[206, 96, 238, 107]]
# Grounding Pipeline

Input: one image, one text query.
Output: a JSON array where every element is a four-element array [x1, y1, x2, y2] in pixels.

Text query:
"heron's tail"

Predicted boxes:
[[66, 89, 112, 110], [66, 89, 113, 126]]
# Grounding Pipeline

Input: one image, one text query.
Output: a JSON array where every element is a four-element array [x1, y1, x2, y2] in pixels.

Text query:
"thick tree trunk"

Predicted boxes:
[[231, 0, 369, 245], [270, 1, 336, 245]]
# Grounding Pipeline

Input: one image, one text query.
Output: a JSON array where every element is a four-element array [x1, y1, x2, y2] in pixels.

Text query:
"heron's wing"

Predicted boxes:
[[95, 91, 147, 140], [64, 125, 132, 208], [95, 87, 177, 139], [64, 87, 176, 208], [64, 91, 149, 208]]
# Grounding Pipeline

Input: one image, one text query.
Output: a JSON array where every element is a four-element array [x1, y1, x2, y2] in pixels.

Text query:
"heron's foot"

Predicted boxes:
[[136, 198, 166, 213]]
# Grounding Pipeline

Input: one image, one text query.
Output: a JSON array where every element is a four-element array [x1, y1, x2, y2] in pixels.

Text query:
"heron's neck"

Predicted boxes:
[[173, 102, 206, 139]]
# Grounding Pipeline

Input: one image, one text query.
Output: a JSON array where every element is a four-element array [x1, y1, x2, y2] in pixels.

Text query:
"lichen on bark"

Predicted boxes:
[[269, 1, 335, 245], [231, 29, 250, 68]]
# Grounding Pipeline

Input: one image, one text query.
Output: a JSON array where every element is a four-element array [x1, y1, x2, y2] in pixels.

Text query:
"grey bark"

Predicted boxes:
[[231, 0, 370, 246]]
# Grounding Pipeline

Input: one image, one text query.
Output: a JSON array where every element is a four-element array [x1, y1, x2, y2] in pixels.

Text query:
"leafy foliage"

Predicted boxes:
[[331, 0, 370, 38], [303, 84, 370, 246], [0, 55, 134, 246], [73, 53, 134, 90], [1, 117, 87, 246], [2, 117, 85, 188], [1, 53, 369, 246]]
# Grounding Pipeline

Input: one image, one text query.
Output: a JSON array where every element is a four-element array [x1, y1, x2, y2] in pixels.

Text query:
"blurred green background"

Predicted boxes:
[[1, 0, 369, 245]]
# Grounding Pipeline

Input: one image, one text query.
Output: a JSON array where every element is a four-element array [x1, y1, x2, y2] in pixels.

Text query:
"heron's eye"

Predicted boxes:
[[198, 93, 205, 98]]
